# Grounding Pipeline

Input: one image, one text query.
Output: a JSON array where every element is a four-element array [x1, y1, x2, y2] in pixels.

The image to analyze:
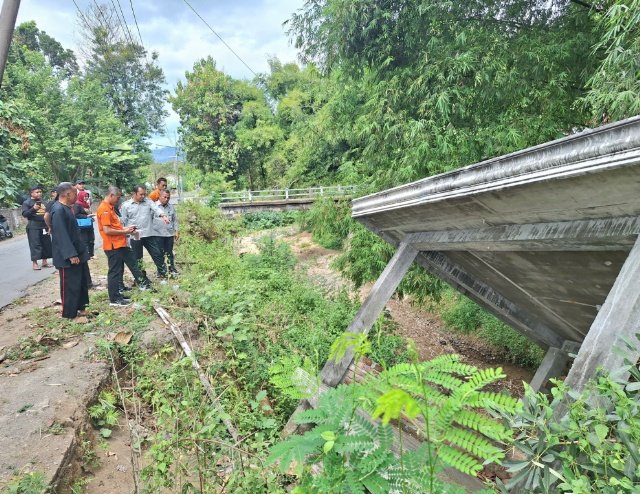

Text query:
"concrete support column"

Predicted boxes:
[[564, 234, 640, 392], [529, 347, 570, 392], [319, 241, 419, 387]]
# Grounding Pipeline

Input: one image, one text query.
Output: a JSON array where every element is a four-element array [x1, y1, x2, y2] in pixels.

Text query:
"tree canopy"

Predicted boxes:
[[172, 0, 638, 193]]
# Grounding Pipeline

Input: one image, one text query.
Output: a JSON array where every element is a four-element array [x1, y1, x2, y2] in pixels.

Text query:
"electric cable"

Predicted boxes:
[[90, 0, 108, 31], [71, 0, 93, 31], [180, 0, 259, 78], [128, 0, 144, 45], [113, 0, 137, 44]]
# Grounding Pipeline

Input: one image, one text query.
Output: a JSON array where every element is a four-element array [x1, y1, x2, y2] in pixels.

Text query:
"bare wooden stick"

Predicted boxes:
[[154, 305, 240, 441]]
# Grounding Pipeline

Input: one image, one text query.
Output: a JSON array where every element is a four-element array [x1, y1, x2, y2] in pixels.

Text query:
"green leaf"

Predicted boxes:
[[594, 424, 609, 443], [371, 388, 420, 425], [321, 431, 336, 441]]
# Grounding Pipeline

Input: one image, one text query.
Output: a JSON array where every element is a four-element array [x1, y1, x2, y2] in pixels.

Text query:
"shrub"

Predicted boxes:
[[177, 201, 240, 241], [504, 363, 640, 493], [442, 290, 544, 368], [269, 336, 517, 493], [299, 198, 351, 249], [242, 211, 296, 230]]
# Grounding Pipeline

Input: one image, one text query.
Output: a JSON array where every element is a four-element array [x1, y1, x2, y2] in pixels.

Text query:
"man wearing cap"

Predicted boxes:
[[49, 183, 90, 318], [120, 185, 170, 279], [22, 186, 53, 270]]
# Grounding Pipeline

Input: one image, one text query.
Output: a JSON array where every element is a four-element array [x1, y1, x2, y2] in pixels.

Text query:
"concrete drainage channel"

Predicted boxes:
[[0, 338, 111, 491]]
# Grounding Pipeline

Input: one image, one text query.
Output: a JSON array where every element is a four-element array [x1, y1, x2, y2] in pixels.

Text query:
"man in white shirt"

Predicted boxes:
[[120, 185, 170, 279], [153, 190, 179, 277]]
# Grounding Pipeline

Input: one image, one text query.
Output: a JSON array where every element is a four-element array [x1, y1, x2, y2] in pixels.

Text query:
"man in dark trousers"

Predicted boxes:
[[121, 185, 170, 279], [50, 183, 90, 319], [97, 186, 150, 306], [154, 189, 179, 277], [22, 185, 53, 270]]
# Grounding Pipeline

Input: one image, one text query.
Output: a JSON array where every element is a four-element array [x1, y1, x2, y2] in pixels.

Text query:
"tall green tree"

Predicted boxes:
[[583, 0, 640, 120], [81, 3, 168, 151], [286, 0, 601, 188], [10, 21, 78, 78], [1, 22, 140, 191], [0, 101, 36, 205], [171, 57, 280, 188]]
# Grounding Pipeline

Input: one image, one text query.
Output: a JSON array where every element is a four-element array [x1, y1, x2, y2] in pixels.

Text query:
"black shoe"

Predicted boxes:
[[109, 298, 132, 307]]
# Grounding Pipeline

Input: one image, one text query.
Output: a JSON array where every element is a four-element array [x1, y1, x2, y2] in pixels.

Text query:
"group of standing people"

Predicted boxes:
[[21, 178, 179, 319]]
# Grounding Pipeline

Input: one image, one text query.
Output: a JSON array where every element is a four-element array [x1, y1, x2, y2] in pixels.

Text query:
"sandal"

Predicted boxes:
[[41, 264, 53, 268], [33, 265, 41, 271]]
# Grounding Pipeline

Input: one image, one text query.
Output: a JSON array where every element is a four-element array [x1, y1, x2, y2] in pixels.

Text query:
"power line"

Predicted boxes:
[[128, 0, 144, 46], [71, 0, 93, 32], [108, 0, 135, 44], [90, 0, 109, 31], [112, 0, 136, 45], [180, 0, 258, 78]]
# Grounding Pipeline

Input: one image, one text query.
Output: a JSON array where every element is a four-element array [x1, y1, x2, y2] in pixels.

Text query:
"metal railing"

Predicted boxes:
[[216, 185, 358, 203]]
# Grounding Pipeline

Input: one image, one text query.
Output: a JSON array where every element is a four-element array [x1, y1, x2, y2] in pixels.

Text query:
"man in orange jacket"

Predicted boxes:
[[96, 186, 149, 306]]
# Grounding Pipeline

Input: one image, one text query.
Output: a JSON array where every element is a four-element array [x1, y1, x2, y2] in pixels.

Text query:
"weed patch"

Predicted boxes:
[[441, 289, 544, 368], [242, 211, 296, 230]]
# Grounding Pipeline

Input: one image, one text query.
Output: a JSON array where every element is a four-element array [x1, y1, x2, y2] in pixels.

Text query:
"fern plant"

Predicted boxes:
[[269, 334, 517, 493], [364, 355, 519, 481]]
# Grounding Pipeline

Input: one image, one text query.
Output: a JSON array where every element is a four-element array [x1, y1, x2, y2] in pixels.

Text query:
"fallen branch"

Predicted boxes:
[[154, 305, 240, 441]]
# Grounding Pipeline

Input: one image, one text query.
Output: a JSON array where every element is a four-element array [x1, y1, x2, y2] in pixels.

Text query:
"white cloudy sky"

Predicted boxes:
[[16, 0, 305, 147]]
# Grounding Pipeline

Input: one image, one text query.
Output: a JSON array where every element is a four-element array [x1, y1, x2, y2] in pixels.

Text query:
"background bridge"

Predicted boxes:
[[213, 185, 358, 216]]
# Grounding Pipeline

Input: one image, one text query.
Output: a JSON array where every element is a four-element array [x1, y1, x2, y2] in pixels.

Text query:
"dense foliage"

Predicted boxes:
[[270, 338, 518, 493], [0, 8, 167, 204], [125, 202, 409, 492], [171, 0, 639, 194], [503, 354, 640, 493]]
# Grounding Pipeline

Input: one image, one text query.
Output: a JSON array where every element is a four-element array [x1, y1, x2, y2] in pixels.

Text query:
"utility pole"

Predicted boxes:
[[0, 0, 20, 88]]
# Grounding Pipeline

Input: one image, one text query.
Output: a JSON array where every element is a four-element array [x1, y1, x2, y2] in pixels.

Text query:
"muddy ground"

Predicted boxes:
[[0, 227, 533, 492]]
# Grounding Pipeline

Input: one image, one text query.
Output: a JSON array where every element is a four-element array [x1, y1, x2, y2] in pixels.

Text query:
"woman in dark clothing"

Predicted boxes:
[[72, 202, 96, 288], [72, 203, 95, 257], [21, 186, 53, 270]]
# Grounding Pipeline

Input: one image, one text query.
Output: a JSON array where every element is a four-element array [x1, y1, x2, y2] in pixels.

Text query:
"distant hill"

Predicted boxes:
[[152, 147, 177, 163]]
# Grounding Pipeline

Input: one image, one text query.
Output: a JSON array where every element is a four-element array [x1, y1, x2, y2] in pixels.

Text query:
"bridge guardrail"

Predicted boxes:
[[215, 185, 358, 203]]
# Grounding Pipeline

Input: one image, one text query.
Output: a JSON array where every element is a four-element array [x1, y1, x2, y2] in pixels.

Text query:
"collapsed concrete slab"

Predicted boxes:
[[346, 115, 640, 391]]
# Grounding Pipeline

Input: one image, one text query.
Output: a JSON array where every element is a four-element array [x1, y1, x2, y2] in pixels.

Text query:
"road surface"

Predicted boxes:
[[0, 234, 56, 309]]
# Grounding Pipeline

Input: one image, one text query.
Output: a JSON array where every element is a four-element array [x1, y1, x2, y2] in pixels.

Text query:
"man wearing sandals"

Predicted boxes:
[[21, 185, 53, 270]]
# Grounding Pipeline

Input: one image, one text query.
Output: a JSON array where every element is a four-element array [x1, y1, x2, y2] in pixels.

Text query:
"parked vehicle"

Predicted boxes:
[[0, 214, 13, 239]]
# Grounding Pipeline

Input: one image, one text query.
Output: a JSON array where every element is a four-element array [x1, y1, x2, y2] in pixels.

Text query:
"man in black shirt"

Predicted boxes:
[[50, 183, 90, 319], [21, 186, 53, 270]]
